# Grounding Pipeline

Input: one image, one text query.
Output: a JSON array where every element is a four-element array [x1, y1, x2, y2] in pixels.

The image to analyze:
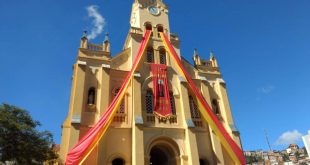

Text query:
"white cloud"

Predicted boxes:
[[257, 85, 275, 94], [275, 130, 303, 146], [86, 5, 105, 40]]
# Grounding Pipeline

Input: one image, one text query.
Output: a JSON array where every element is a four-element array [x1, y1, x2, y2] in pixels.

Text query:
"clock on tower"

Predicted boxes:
[[148, 6, 160, 15]]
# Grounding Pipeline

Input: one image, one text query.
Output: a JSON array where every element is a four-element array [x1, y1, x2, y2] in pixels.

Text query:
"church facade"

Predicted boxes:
[[59, 0, 243, 164]]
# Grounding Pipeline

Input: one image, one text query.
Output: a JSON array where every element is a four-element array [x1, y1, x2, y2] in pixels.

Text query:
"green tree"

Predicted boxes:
[[0, 103, 57, 164], [282, 154, 290, 162], [245, 155, 259, 164], [245, 155, 253, 164]]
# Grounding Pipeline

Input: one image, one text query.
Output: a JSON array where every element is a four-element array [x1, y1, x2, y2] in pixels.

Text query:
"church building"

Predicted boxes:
[[59, 0, 243, 164]]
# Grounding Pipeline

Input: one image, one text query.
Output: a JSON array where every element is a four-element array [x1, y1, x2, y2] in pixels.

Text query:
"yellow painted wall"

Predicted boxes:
[[59, 1, 243, 164]]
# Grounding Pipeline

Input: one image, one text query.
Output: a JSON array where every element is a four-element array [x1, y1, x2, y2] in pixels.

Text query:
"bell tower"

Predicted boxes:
[[60, 0, 244, 164], [130, 0, 169, 30], [124, 0, 181, 65]]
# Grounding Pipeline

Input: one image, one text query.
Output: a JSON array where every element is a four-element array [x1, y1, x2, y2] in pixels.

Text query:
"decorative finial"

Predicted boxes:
[[194, 48, 198, 56], [82, 31, 88, 38], [210, 50, 215, 59], [104, 33, 110, 43]]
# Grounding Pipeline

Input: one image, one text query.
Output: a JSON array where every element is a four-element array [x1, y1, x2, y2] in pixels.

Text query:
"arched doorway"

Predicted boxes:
[[150, 146, 169, 165], [112, 158, 124, 165], [148, 137, 180, 165]]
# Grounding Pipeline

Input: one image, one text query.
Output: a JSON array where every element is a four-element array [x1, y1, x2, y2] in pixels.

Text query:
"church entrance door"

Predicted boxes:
[[149, 142, 178, 165]]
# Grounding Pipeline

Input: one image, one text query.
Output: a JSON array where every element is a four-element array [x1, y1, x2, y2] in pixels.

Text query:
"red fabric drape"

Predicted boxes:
[[160, 32, 246, 164], [65, 30, 151, 165], [151, 64, 172, 118]]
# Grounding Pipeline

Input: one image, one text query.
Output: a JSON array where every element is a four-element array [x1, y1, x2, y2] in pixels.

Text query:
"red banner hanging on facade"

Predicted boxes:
[[65, 30, 151, 165], [160, 32, 246, 164], [151, 64, 172, 119]]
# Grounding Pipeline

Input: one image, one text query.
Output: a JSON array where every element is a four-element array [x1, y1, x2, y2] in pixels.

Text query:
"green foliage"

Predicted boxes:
[[245, 155, 253, 164], [0, 103, 58, 164], [282, 154, 290, 161], [245, 155, 260, 164]]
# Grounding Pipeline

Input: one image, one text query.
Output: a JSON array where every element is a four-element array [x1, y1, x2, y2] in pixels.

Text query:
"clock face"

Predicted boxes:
[[148, 6, 160, 15]]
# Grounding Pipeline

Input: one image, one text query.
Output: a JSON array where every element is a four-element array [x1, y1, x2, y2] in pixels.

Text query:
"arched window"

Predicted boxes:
[[169, 92, 176, 115], [87, 87, 96, 105], [145, 22, 152, 31], [146, 90, 154, 114], [189, 96, 200, 119], [113, 88, 125, 114], [189, 95, 202, 127], [212, 99, 220, 115], [157, 25, 164, 32], [157, 25, 164, 37], [146, 47, 154, 63], [159, 48, 166, 65], [112, 158, 124, 165]]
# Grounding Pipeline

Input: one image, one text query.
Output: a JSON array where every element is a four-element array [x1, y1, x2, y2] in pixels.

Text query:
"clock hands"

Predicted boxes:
[[149, 6, 160, 15]]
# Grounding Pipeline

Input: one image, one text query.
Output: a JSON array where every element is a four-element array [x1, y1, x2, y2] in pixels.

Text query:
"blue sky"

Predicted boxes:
[[0, 0, 309, 151]]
